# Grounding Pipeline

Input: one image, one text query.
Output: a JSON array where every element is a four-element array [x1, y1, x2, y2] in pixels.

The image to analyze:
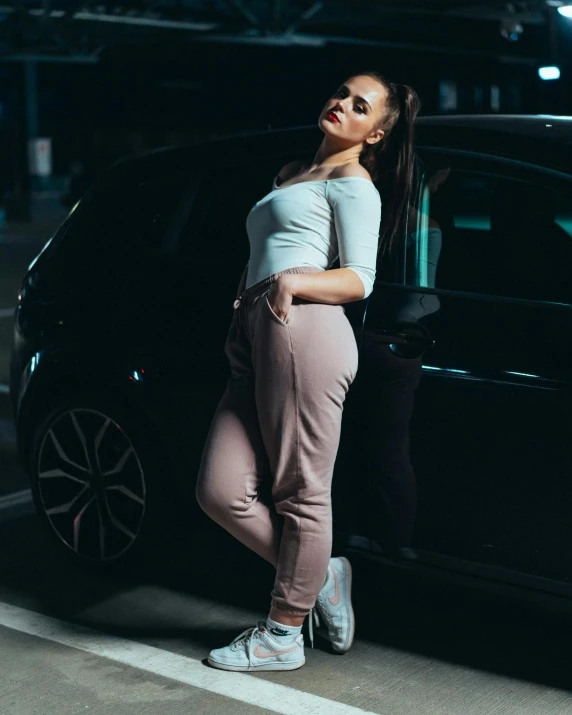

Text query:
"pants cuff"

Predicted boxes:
[[271, 600, 309, 617]]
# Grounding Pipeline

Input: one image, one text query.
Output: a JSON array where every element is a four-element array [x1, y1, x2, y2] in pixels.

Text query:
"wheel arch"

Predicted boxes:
[[16, 348, 179, 483]]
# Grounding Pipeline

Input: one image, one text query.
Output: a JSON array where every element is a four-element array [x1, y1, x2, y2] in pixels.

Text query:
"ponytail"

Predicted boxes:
[[379, 84, 420, 257], [354, 72, 421, 259]]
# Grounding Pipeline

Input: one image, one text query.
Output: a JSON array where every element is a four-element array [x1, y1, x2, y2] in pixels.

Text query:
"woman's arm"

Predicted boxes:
[[278, 268, 367, 305]]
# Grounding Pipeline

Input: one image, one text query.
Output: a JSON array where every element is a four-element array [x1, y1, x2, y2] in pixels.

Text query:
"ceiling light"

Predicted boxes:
[[538, 65, 561, 79], [547, 0, 572, 17]]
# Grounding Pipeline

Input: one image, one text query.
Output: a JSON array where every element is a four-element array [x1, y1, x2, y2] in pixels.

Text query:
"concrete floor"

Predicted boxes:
[[1, 624, 278, 715], [1, 477, 572, 715]]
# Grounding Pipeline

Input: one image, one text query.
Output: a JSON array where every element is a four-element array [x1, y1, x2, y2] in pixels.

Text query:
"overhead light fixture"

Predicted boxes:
[[538, 65, 561, 79], [73, 11, 217, 31], [546, 1, 572, 17]]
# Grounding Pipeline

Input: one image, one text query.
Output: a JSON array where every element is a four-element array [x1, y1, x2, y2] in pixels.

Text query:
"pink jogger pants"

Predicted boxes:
[[196, 266, 359, 616]]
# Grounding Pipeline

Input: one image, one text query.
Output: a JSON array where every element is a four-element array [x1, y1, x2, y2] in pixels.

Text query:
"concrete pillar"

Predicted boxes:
[[9, 61, 39, 220], [24, 60, 39, 141]]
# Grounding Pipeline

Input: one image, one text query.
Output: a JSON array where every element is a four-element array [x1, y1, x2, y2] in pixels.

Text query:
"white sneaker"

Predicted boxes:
[[208, 622, 305, 672], [314, 556, 355, 653]]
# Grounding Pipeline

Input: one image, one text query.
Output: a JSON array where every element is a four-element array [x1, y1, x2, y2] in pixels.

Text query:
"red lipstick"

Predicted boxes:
[[326, 111, 340, 123]]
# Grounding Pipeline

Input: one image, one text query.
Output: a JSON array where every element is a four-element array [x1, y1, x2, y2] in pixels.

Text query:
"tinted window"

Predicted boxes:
[[408, 166, 572, 304], [35, 169, 193, 292], [176, 159, 298, 267], [77, 172, 192, 257]]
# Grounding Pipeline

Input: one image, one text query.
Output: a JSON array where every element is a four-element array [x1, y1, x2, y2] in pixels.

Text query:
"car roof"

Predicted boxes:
[[417, 114, 572, 142], [111, 114, 572, 182], [415, 115, 572, 174]]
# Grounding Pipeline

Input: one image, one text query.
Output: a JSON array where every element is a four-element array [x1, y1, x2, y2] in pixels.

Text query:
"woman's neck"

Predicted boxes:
[[311, 139, 363, 170]]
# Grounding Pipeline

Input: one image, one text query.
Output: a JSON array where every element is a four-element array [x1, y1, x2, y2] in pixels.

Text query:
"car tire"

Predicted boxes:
[[28, 392, 177, 574]]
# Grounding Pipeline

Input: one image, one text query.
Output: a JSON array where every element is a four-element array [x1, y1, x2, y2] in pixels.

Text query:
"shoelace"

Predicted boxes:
[[313, 586, 344, 649], [308, 566, 335, 648], [308, 608, 320, 649], [229, 621, 266, 663]]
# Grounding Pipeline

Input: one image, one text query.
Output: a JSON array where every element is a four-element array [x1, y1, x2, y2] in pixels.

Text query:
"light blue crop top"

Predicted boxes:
[[245, 176, 382, 299]]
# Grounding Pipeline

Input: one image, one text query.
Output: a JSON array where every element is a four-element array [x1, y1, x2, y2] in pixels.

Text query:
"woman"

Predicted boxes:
[[196, 71, 420, 672]]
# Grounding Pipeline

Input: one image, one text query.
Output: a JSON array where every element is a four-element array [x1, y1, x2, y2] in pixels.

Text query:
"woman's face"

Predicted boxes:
[[318, 75, 387, 147]]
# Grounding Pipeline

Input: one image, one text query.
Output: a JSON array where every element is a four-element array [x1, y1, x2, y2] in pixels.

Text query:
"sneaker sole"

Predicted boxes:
[[207, 656, 306, 672], [333, 556, 355, 654]]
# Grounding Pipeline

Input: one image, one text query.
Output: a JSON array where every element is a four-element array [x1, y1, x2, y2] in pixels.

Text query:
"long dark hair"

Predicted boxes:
[[347, 71, 420, 258]]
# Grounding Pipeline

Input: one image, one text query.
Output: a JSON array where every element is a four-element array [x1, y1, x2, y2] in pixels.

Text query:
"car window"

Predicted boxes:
[[97, 173, 191, 254], [35, 169, 194, 291], [408, 166, 572, 305], [59, 171, 192, 260], [176, 158, 300, 266]]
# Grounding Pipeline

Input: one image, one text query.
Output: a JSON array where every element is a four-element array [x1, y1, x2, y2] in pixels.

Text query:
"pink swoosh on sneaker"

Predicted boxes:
[[253, 644, 300, 659], [329, 566, 340, 606]]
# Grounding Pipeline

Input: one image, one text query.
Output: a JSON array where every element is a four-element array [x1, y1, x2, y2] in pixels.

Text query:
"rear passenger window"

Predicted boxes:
[[176, 159, 293, 266], [36, 167, 194, 292], [79, 172, 192, 257]]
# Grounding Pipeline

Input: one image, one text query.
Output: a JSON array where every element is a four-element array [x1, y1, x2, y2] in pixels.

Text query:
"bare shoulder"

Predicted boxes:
[[332, 163, 373, 183], [276, 159, 306, 183]]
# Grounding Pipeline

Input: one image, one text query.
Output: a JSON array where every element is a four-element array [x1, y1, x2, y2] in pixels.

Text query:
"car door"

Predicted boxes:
[[156, 155, 327, 488], [360, 149, 572, 584]]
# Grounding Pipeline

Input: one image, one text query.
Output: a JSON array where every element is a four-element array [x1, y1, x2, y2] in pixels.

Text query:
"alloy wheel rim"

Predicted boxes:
[[37, 408, 146, 561]]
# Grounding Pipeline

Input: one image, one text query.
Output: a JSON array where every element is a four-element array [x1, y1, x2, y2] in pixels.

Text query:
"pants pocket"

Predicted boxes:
[[265, 292, 290, 327]]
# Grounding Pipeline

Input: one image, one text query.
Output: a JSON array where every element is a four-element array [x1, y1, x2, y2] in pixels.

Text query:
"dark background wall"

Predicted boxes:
[[0, 1, 570, 199]]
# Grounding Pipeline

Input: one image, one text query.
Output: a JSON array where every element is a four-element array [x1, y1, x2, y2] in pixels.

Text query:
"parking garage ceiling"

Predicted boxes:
[[0, 1, 565, 64]]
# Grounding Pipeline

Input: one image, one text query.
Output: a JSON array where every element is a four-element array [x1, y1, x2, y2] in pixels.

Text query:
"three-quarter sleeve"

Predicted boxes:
[[327, 179, 381, 299]]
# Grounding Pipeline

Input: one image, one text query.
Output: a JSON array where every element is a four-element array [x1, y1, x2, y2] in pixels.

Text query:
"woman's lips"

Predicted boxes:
[[326, 112, 340, 123]]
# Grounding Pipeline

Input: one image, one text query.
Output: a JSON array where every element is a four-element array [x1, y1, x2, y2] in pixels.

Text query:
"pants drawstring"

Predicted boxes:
[[308, 607, 320, 649], [233, 294, 245, 334]]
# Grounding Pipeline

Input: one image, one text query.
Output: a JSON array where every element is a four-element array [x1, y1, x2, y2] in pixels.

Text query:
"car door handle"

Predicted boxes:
[[373, 322, 435, 359]]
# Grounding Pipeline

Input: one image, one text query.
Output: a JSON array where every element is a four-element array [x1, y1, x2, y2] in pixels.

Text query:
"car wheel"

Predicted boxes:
[[29, 393, 173, 572]]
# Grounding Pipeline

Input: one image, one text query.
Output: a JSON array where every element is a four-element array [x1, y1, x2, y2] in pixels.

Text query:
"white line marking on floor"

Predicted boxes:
[[0, 308, 14, 318], [0, 602, 377, 715], [0, 489, 32, 511], [0, 385, 9, 395]]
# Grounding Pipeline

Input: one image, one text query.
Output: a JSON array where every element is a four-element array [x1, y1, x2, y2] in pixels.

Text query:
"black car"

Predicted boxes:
[[9, 116, 572, 605]]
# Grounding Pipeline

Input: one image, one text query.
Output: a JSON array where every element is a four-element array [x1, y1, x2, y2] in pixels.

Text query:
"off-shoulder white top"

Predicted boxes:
[[245, 175, 382, 299]]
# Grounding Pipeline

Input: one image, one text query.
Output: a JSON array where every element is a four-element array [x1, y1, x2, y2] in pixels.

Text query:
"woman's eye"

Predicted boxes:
[[331, 89, 365, 112]]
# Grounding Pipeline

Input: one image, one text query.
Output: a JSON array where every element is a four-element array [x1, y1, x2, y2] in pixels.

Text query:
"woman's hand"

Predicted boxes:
[[267, 276, 295, 323]]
